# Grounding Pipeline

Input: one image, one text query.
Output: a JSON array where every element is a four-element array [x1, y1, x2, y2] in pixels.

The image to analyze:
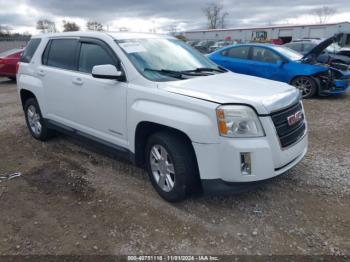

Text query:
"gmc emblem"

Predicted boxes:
[[287, 111, 303, 126]]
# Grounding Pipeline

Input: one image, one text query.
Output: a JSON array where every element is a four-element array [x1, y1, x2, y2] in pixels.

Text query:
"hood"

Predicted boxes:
[[302, 33, 343, 60], [159, 72, 300, 115]]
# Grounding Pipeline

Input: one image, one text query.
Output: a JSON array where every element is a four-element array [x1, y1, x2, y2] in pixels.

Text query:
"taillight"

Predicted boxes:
[[16, 62, 20, 74]]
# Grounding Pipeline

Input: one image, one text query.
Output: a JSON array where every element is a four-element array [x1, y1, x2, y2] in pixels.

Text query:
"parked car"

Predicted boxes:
[[0, 48, 23, 80], [17, 32, 308, 202], [194, 40, 215, 53], [209, 43, 350, 98], [284, 36, 350, 70], [186, 40, 199, 47], [338, 47, 350, 58], [208, 41, 232, 53]]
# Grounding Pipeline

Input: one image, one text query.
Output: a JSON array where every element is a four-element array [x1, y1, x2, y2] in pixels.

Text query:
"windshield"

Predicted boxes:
[[272, 46, 303, 61], [117, 38, 221, 81]]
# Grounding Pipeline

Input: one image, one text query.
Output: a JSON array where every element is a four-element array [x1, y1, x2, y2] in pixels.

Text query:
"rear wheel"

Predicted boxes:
[[145, 132, 199, 202], [291, 76, 317, 99], [24, 98, 53, 141]]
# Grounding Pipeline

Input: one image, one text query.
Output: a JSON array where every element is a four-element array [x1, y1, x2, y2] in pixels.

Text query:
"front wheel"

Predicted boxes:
[[291, 76, 317, 99], [145, 132, 199, 202]]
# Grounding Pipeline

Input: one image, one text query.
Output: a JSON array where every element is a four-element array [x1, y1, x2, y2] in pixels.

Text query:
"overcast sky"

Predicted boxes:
[[1, 0, 349, 34]]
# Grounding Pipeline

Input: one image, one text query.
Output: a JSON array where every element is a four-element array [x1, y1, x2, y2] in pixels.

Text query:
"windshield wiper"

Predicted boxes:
[[144, 67, 225, 79], [144, 68, 185, 79], [182, 67, 227, 73]]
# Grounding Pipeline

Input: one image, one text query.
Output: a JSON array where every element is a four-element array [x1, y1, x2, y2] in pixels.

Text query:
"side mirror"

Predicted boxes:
[[92, 64, 123, 80]]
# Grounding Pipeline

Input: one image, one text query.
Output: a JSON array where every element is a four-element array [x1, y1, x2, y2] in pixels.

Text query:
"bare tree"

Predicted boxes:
[[202, 2, 229, 29], [168, 24, 178, 35], [0, 25, 11, 36], [62, 20, 80, 32], [86, 21, 104, 31], [36, 19, 57, 33], [312, 6, 337, 24]]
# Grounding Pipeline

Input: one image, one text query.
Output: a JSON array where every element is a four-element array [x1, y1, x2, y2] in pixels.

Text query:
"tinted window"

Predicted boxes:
[[45, 39, 78, 70], [251, 47, 282, 63], [222, 47, 249, 59], [20, 39, 41, 63], [78, 43, 115, 73]]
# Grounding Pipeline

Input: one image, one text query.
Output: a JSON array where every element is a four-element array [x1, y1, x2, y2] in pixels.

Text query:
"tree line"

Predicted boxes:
[[36, 19, 104, 33]]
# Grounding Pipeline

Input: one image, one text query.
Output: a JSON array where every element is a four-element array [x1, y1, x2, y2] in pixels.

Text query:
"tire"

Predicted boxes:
[[145, 132, 199, 202], [24, 98, 53, 141], [8, 77, 16, 81], [291, 76, 317, 99]]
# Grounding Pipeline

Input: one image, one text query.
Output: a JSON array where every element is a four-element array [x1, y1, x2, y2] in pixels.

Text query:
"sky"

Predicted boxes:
[[0, 0, 349, 34]]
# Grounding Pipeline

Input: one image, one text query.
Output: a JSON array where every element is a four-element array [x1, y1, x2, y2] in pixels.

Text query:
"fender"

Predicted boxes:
[[17, 73, 47, 116], [127, 94, 220, 153]]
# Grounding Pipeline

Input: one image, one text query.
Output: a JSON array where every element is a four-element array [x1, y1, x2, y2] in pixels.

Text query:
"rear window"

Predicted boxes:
[[43, 39, 79, 70], [0, 48, 21, 57], [20, 39, 41, 63]]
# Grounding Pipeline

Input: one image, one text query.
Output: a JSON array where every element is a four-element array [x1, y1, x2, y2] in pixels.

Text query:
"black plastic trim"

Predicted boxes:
[[201, 175, 281, 196], [46, 119, 135, 163]]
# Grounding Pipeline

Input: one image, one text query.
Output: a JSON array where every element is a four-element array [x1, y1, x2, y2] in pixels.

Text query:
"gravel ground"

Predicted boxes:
[[0, 78, 349, 256]]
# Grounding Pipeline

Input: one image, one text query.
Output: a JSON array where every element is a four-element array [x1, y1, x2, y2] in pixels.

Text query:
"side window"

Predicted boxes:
[[44, 39, 79, 70], [251, 47, 282, 63], [222, 47, 249, 60], [78, 43, 116, 73], [20, 38, 41, 63]]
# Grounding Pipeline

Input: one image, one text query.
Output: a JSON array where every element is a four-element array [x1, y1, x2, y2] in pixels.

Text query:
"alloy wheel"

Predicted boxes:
[[149, 145, 175, 192], [293, 77, 313, 97], [27, 105, 42, 136]]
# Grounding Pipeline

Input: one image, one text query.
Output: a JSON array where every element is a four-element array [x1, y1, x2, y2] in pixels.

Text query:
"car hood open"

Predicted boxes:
[[302, 33, 343, 60], [160, 72, 300, 115]]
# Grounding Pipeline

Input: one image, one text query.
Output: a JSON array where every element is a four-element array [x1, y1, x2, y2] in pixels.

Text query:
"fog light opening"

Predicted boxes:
[[241, 152, 252, 176]]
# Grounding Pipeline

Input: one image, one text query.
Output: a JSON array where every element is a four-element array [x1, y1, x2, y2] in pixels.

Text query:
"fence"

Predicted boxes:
[[0, 36, 31, 53]]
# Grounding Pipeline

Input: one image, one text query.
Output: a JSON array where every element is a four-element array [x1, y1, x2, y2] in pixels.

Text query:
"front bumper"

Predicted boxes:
[[201, 146, 307, 195], [192, 115, 308, 194], [320, 79, 350, 95]]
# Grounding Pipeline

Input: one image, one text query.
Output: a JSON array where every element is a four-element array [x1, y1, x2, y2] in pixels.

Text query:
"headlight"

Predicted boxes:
[[216, 105, 265, 137]]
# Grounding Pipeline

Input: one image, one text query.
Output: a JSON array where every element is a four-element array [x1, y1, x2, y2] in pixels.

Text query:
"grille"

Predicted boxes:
[[271, 102, 306, 148]]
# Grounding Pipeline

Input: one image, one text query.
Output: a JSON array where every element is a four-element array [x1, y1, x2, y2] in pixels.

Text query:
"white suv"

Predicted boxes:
[[17, 32, 308, 202]]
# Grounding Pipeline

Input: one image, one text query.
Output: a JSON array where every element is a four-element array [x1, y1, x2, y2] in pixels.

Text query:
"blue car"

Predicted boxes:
[[209, 42, 350, 98]]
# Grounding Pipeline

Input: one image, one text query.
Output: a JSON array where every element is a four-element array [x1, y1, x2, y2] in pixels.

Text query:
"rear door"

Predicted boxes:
[[249, 46, 285, 81], [216, 46, 254, 75], [39, 38, 80, 124]]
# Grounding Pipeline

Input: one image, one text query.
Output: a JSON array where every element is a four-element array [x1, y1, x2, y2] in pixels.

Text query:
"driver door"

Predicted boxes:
[[249, 46, 285, 82], [71, 38, 127, 147]]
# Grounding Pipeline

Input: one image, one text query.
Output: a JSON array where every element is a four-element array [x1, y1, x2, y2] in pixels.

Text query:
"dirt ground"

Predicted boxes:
[[0, 77, 349, 256]]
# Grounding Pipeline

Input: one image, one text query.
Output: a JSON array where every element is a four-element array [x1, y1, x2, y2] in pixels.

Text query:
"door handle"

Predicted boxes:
[[37, 69, 46, 77], [72, 77, 83, 86]]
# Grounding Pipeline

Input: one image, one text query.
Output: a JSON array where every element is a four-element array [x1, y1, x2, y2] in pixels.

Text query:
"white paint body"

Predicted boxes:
[[17, 32, 308, 184]]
